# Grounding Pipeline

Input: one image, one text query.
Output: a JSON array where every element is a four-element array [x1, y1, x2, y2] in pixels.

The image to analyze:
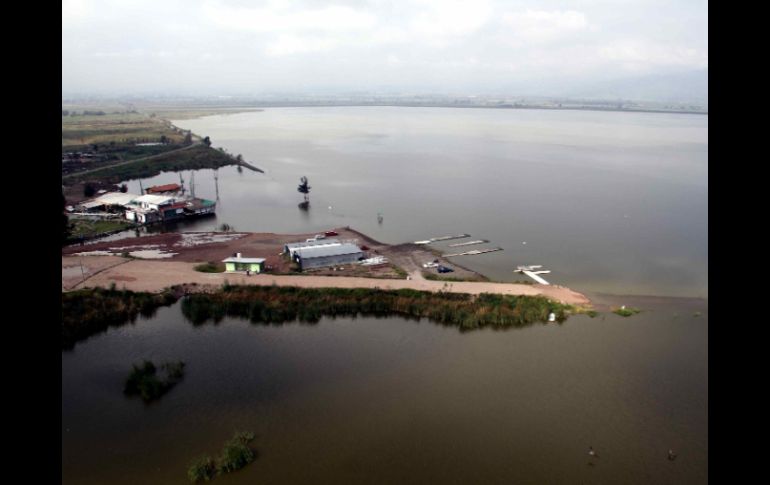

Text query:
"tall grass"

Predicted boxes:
[[61, 287, 180, 349], [187, 431, 256, 483], [181, 285, 573, 330], [124, 360, 186, 402]]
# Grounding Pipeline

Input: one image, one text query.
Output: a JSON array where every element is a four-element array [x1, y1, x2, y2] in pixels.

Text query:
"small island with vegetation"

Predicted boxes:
[[124, 360, 186, 402], [187, 431, 257, 483], [613, 306, 642, 317]]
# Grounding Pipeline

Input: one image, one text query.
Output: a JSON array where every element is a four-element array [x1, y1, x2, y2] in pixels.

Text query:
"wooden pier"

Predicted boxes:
[[514, 266, 552, 285], [442, 247, 503, 257], [448, 239, 489, 247], [520, 270, 551, 285], [414, 234, 471, 244]]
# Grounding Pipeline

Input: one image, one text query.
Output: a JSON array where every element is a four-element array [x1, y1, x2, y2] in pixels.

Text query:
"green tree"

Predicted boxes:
[[297, 176, 311, 210], [297, 176, 310, 201]]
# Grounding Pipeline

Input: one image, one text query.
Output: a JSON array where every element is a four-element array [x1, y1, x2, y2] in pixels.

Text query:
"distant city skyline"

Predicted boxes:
[[63, 0, 708, 102]]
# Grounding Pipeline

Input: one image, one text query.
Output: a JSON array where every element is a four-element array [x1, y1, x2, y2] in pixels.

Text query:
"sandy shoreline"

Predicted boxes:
[[63, 257, 591, 306], [62, 228, 592, 306]]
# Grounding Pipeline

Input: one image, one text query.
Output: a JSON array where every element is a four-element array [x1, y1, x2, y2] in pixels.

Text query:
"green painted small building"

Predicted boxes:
[[222, 254, 266, 273]]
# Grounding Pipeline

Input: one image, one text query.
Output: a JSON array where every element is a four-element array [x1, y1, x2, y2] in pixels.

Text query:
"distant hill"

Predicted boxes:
[[564, 70, 708, 105]]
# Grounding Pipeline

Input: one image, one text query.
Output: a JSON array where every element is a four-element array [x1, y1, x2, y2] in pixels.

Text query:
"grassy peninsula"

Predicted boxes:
[[61, 284, 580, 349], [61, 109, 261, 203], [181, 285, 575, 330]]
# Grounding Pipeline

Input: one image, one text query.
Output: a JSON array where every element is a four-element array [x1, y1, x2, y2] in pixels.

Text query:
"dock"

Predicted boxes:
[[514, 265, 552, 285], [414, 234, 471, 244], [442, 247, 503, 257], [520, 271, 551, 285], [448, 239, 489, 247]]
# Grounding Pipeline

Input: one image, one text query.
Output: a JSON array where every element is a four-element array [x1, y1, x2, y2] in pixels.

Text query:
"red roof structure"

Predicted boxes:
[[146, 183, 181, 194]]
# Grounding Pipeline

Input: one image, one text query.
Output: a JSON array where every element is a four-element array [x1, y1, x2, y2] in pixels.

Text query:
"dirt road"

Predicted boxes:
[[63, 257, 591, 306]]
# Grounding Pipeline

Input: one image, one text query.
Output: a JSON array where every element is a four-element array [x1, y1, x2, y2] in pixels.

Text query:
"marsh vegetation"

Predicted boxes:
[[61, 287, 180, 349], [187, 431, 256, 483], [181, 285, 574, 330], [124, 360, 186, 402]]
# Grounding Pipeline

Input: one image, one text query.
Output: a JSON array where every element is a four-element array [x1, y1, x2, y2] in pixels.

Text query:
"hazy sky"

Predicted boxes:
[[62, 0, 708, 96]]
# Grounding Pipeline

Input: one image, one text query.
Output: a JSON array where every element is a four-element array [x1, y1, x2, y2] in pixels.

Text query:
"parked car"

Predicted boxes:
[[437, 265, 454, 273]]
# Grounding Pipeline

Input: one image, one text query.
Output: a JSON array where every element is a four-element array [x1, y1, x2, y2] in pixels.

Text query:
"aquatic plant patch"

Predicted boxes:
[[124, 360, 186, 402]]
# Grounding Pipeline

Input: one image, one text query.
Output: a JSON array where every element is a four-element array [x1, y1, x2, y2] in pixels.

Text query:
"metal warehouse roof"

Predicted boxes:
[[134, 194, 176, 205], [285, 239, 341, 250], [93, 192, 140, 206], [79, 200, 105, 209], [295, 243, 363, 259]]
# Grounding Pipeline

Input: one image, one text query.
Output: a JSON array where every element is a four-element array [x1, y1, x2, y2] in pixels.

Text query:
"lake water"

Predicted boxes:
[[65, 107, 708, 484], [62, 297, 707, 485], [125, 107, 707, 298]]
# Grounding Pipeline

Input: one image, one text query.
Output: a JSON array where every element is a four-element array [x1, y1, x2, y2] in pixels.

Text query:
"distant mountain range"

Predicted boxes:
[[563, 69, 708, 105]]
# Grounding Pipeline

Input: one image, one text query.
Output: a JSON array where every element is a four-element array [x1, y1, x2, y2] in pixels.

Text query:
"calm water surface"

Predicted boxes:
[[125, 107, 707, 298], [65, 108, 708, 484], [63, 298, 707, 485]]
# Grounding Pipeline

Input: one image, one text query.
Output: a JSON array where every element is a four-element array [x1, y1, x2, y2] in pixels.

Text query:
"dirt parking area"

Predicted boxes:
[[61, 255, 129, 290], [62, 227, 415, 278]]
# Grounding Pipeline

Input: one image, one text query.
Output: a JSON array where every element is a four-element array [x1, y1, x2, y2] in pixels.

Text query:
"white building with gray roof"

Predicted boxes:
[[293, 243, 364, 270], [284, 239, 342, 257]]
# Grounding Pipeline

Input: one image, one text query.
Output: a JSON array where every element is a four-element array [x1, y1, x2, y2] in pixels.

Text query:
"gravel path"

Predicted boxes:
[[63, 257, 591, 306]]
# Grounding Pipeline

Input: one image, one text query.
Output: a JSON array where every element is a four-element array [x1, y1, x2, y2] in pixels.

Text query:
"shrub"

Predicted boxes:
[[216, 431, 256, 473], [188, 456, 217, 483], [124, 360, 185, 402], [195, 262, 225, 273], [187, 431, 256, 483], [613, 307, 641, 317]]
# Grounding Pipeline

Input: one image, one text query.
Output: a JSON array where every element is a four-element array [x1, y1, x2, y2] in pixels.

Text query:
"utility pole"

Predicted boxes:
[[79, 258, 86, 287]]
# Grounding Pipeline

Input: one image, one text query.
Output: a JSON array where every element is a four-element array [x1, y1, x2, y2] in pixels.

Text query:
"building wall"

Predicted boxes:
[[225, 262, 264, 273], [299, 252, 363, 270]]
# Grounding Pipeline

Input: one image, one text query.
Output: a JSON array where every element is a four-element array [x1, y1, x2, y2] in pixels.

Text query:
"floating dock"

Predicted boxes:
[[514, 265, 552, 285], [448, 239, 489, 248], [442, 247, 503, 257], [414, 234, 471, 244]]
